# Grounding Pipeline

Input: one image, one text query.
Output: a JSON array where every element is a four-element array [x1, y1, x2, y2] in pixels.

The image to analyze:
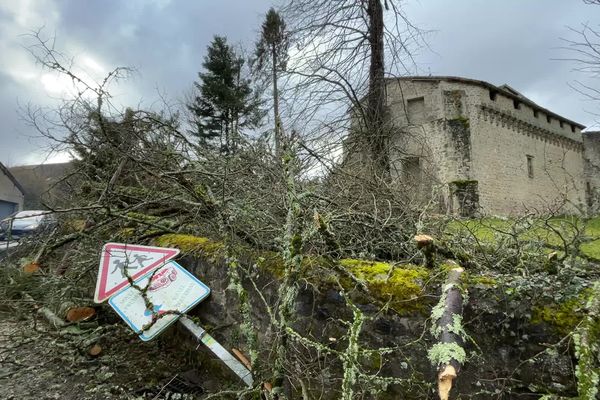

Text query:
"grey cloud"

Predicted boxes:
[[1, 0, 599, 165]]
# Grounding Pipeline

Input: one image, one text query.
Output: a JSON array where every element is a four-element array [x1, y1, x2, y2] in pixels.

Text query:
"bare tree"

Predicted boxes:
[[281, 0, 426, 178]]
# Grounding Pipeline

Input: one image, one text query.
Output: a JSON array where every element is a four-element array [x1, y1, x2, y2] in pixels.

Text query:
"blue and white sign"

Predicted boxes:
[[108, 261, 210, 341]]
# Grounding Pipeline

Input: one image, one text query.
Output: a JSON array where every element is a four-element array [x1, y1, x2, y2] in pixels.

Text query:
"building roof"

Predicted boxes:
[[391, 76, 586, 130], [0, 162, 25, 195]]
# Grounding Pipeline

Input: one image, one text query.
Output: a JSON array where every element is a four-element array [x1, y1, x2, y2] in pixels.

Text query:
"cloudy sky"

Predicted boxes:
[[0, 0, 598, 166]]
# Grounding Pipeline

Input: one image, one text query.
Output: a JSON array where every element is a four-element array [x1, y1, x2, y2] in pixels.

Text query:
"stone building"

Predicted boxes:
[[367, 76, 600, 216], [0, 162, 25, 219]]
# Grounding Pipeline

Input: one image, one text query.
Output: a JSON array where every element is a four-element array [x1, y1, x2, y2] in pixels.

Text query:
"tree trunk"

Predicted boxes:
[[272, 42, 282, 160], [433, 263, 466, 400], [366, 0, 389, 177]]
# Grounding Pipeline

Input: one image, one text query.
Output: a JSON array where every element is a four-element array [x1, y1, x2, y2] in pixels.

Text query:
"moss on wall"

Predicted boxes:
[[532, 288, 594, 334], [339, 259, 429, 314], [153, 234, 224, 259]]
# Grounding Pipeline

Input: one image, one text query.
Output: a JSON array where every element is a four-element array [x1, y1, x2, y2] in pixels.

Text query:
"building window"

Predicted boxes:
[[533, 110, 539, 118], [407, 97, 425, 124], [526, 155, 534, 179], [547, 115, 552, 124], [571, 125, 576, 133], [489, 90, 497, 101], [559, 121, 564, 128], [402, 156, 421, 181], [513, 100, 521, 110]]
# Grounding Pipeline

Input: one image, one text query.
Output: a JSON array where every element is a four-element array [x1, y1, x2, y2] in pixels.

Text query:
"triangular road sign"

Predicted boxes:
[[94, 243, 180, 303]]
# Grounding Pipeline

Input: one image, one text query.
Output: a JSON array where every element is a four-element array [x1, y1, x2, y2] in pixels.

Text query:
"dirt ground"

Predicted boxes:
[[0, 312, 206, 400]]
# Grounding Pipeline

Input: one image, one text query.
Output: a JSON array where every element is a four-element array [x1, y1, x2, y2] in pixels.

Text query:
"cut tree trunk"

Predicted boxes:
[[435, 262, 465, 400]]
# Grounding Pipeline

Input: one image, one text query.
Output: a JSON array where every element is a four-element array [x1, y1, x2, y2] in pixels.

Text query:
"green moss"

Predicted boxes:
[[339, 259, 429, 314], [449, 115, 470, 129], [153, 234, 223, 258], [469, 275, 498, 286], [532, 289, 594, 334], [116, 227, 135, 238], [449, 179, 478, 189]]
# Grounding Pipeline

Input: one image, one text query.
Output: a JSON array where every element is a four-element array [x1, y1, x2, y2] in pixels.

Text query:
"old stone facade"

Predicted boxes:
[[379, 76, 599, 216]]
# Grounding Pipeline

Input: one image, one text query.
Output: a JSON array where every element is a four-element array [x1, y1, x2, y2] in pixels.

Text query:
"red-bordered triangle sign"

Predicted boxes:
[[94, 243, 180, 303]]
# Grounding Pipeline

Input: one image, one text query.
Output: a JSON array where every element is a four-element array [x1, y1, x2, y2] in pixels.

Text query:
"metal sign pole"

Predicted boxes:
[[179, 316, 254, 388]]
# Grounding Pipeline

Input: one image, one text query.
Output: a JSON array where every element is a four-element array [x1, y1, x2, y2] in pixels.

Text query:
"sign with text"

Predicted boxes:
[[94, 243, 179, 303], [108, 261, 210, 341]]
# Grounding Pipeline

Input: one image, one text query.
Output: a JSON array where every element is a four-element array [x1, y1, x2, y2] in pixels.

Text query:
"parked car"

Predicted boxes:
[[0, 210, 57, 246]]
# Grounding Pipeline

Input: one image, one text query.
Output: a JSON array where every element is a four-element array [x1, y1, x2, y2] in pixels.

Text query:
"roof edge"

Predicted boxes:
[[0, 162, 26, 196], [388, 76, 586, 129]]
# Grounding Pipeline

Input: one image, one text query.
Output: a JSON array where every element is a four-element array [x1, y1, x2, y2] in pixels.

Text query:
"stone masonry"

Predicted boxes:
[[384, 76, 598, 216]]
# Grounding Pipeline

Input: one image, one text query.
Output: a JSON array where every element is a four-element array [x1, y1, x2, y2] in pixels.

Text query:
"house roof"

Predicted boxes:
[[0, 162, 25, 195], [391, 76, 586, 130]]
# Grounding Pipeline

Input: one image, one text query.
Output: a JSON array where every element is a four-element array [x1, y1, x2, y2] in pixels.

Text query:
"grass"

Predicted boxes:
[[445, 216, 600, 261]]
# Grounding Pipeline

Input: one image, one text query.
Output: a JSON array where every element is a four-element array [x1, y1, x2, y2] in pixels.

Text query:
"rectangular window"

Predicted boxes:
[[402, 156, 421, 181], [526, 155, 534, 179], [407, 97, 425, 124]]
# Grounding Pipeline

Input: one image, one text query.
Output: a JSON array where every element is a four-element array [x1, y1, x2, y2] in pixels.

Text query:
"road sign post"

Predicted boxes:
[[179, 316, 254, 388], [95, 243, 254, 388]]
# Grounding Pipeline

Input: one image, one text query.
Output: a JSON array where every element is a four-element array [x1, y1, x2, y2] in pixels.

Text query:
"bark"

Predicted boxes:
[[435, 263, 465, 400], [414, 235, 472, 269], [367, 0, 389, 177], [272, 42, 282, 160]]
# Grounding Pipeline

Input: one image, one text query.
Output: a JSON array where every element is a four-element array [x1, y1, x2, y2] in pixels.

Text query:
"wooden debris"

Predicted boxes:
[[21, 292, 65, 328], [231, 348, 252, 371], [231, 348, 274, 393], [414, 234, 434, 249], [88, 344, 102, 357], [66, 307, 96, 322], [415, 234, 471, 269], [438, 365, 457, 400], [429, 262, 466, 400], [22, 262, 40, 274]]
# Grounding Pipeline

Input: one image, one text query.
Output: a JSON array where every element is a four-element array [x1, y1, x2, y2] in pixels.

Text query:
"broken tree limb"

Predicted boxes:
[[414, 235, 472, 269], [22, 293, 66, 329], [428, 261, 467, 400]]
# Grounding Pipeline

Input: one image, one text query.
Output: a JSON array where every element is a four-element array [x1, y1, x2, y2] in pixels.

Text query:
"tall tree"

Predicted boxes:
[[282, 0, 424, 178], [255, 8, 289, 159], [189, 36, 261, 152]]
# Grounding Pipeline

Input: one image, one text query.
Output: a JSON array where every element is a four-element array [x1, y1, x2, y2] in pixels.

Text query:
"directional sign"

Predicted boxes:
[[108, 261, 210, 341], [94, 243, 180, 303]]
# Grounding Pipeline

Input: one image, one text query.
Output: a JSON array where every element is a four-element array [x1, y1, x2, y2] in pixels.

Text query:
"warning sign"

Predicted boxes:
[[108, 261, 210, 341], [94, 243, 179, 303]]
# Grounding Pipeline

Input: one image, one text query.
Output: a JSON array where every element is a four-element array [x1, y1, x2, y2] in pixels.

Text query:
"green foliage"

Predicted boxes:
[[254, 8, 289, 72], [188, 35, 263, 151]]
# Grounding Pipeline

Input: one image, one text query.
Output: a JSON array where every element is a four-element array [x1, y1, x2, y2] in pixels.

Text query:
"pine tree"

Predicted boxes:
[[189, 36, 262, 152], [255, 8, 288, 159]]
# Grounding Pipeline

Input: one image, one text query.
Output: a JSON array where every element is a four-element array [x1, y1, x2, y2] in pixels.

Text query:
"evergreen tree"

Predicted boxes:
[[189, 36, 262, 152], [255, 8, 288, 159]]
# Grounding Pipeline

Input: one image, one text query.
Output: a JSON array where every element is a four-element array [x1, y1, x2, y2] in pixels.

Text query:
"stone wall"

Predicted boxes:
[[385, 77, 588, 216], [467, 81, 586, 214]]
